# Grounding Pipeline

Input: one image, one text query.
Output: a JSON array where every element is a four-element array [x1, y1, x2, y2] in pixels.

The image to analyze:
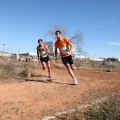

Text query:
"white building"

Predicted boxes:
[[73, 55, 85, 59], [118, 58, 120, 62], [45, 41, 55, 54], [0, 51, 11, 57], [89, 57, 104, 61]]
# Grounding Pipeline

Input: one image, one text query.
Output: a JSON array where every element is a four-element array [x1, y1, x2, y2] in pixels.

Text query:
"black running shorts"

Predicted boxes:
[[40, 56, 49, 62], [61, 55, 73, 65]]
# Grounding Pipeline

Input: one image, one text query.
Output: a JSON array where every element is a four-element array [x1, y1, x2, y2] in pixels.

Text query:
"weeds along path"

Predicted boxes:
[[0, 62, 120, 120]]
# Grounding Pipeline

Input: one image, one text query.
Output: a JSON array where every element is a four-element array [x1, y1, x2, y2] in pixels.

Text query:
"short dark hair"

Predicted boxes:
[[38, 39, 43, 43], [55, 30, 61, 34]]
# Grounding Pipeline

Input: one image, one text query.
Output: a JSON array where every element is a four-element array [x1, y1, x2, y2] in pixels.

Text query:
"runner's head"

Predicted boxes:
[[55, 30, 62, 40], [38, 39, 43, 46], [55, 30, 61, 34]]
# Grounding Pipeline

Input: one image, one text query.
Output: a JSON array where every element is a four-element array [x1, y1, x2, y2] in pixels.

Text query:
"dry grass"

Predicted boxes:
[[0, 57, 120, 120], [54, 92, 120, 120], [0, 57, 120, 80], [72, 59, 120, 72], [0, 58, 37, 80], [50, 57, 120, 72]]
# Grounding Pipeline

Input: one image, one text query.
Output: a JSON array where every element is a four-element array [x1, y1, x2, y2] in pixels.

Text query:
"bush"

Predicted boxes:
[[0, 59, 17, 79], [0, 59, 37, 79]]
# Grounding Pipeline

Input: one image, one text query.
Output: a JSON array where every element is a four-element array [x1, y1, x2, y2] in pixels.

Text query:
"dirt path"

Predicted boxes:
[[0, 63, 120, 120]]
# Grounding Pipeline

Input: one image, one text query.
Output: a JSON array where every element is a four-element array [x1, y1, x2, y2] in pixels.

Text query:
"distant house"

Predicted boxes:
[[0, 51, 11, 57], [17, 52, 37, 61], [118, 58, 120, 62], [73, 55, 85, 59], [45, 41, 55, 55], [89, 57, 104, 61], [19, 52, 37, 56]]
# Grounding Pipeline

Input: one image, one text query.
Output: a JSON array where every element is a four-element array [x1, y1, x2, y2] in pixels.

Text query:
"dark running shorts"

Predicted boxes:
[[61, 55, 73, 65], [40, 56, 49, 62]]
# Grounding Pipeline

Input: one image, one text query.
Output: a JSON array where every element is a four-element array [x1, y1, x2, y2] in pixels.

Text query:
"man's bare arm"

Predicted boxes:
[[45, 45, 50, 53], [68, 42, 73, 52], [55, 48, 57, 59], [37, 47, 40, 61]]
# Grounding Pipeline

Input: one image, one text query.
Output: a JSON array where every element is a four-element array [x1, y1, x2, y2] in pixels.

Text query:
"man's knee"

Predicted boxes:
[[65, 63, 70, 68]]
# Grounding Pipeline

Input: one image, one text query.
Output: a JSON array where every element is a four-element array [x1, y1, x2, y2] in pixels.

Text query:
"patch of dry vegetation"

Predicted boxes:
[[54, 92, 120, 120], [72, 59, 120, 72], [1, 57, 120, 81], [0, 57, 120, 119], [0, 58, 37, 81]]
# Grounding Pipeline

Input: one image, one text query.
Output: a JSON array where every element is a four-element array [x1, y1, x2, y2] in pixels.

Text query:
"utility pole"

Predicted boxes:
[[34, 48, 35, 56], [2, 44, 5, 58], [7, 49, 9, 53], [3, 44, 5, 53], [19, 48, 20, 54]]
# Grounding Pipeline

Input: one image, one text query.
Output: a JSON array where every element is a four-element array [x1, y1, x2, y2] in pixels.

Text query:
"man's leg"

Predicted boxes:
[[68, 55, 76, 70], [70, 64, 76, 70], [41, 62, 46, 70], [46, 61, 51, 78], [65, 63, 78, 85], [65, 63, 75, 79]]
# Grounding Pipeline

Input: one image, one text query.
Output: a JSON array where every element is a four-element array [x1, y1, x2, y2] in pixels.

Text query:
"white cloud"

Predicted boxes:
[[90, 18, 115, 30], [92, 25, 104, 30], [109, 42, 120, 46]]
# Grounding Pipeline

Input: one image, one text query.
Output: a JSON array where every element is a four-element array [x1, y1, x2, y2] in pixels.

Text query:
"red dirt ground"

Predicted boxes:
[[0, 62, 120, 120]]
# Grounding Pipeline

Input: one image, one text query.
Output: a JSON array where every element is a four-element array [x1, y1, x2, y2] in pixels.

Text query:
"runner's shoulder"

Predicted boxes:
[[63, 38, 71, 42], [43, 44, 47, 48]]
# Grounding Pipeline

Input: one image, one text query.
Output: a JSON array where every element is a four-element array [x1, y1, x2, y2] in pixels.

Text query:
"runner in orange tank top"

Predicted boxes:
[[55, 37, 71, 58], [54, 30, 78, 85]]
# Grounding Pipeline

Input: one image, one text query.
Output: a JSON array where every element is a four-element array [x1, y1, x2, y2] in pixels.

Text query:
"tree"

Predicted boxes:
[[45, 24, 85, 56], [71, 31, 83, 55]]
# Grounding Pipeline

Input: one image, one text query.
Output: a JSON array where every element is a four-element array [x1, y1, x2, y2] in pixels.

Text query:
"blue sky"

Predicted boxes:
[[0, 0, 120, 58]]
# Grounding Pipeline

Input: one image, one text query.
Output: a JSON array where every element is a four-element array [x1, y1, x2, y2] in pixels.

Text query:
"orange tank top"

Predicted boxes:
[[55, 38, 71, 57]]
